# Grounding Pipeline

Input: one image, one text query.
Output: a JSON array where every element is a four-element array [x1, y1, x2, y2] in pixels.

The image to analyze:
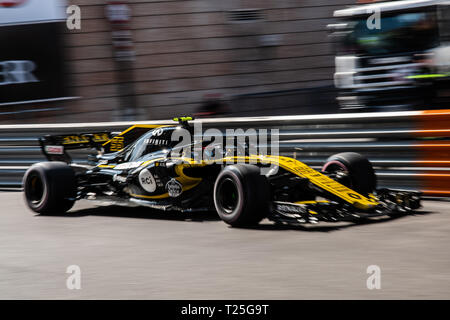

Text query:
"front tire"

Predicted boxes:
[[23, 162, 76, 215], [322, 152, 376, 195], [214, 164, 270, 227]]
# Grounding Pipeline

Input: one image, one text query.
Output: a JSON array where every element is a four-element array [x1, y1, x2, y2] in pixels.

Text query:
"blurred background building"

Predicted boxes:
[[0, 0, 355, 123], [0, 0, 449, 123]]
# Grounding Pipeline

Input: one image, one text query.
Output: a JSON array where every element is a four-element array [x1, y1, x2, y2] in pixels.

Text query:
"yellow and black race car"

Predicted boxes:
[[23, 117, 421, 227]]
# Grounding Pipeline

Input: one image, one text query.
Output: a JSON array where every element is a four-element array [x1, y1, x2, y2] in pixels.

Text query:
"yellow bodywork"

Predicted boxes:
[[61, 133, 110, 145], [102, 125, 165, 152]]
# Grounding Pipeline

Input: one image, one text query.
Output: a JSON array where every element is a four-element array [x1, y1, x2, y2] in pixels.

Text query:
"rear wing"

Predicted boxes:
[[39, 124, 165, 163], [39, 132, 111, 163]]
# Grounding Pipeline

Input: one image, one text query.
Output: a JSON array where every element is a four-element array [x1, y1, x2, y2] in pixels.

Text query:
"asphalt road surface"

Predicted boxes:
[[1, 191, 449, 299]]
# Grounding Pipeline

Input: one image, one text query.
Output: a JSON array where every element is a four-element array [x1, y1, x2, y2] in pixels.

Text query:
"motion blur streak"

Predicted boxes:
[[415, 110, 450, 196], [3, 110, 450, 196]]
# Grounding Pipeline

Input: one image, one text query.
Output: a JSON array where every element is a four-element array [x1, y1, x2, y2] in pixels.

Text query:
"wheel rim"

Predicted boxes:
[[216, 178, 239, 214], [323, 161, 352, 188], [26, 173, 45, 207]]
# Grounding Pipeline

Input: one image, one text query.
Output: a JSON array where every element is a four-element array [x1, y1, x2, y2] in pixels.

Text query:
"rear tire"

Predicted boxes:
[[322, 152, 376, 195], [214, 164, 270, 227], [23, 162, 76, 215]]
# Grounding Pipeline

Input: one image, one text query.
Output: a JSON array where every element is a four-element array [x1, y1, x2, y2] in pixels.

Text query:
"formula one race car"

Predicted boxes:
[[23, 117, 421, 227]]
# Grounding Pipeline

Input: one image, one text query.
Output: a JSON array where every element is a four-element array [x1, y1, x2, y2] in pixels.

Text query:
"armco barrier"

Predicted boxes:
[[0, 110, 449, 196]]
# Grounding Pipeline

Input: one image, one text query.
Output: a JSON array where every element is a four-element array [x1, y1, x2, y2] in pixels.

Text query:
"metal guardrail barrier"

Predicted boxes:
[[1, 110, 449, 196]]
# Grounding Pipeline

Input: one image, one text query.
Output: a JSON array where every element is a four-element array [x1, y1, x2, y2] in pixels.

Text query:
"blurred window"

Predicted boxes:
[[338, 10, 440, 55]]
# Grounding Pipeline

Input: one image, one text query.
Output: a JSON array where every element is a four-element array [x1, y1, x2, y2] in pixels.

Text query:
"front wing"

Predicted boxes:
[[270, 189, 421, 225]]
